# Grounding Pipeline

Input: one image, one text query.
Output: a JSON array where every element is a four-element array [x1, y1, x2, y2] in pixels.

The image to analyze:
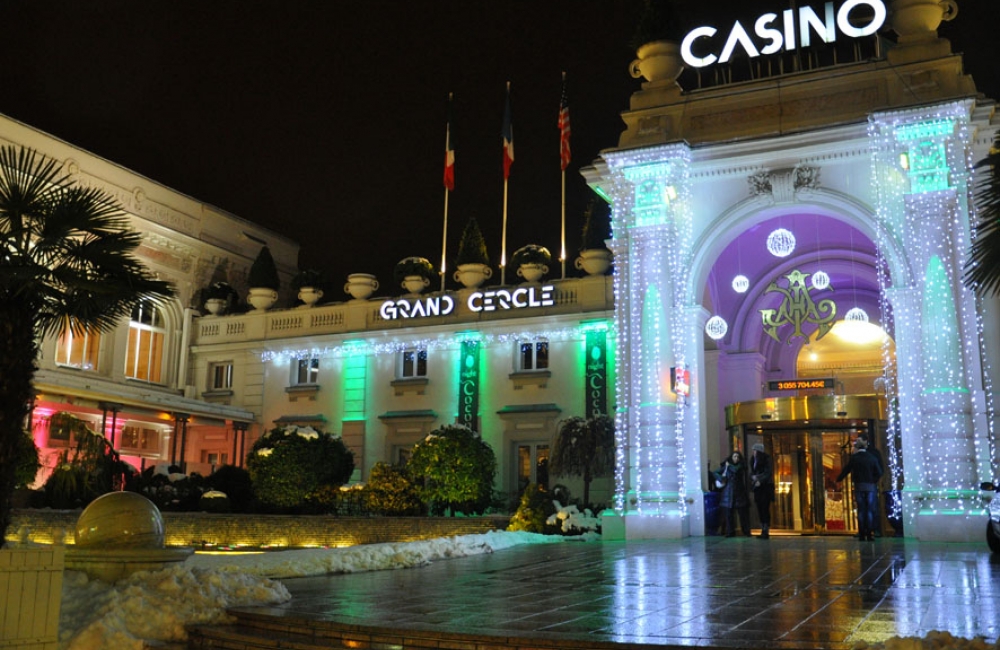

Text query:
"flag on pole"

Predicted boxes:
[[502, 83, 514, 180], [443, 94, 455, 191], [558, 73, 571, 171]]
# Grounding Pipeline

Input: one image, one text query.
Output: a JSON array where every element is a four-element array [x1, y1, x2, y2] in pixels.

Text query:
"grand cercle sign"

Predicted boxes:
[[380, 285, 555, 320], [680, 0, 886, 68]]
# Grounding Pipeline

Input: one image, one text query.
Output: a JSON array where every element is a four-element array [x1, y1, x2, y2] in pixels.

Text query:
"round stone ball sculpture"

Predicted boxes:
[[75, 491, 165, 549]]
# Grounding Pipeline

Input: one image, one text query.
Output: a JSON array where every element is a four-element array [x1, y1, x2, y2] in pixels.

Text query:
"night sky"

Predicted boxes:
[[0, 1, 995, 289]]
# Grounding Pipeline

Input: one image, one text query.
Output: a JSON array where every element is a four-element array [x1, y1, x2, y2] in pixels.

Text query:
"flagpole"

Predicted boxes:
[[441, 93, 454, 292], [558, 71, 571, 280], [500, 81, 512, 286], [441, 187, 450, 292], [560, 169, 566, 279]]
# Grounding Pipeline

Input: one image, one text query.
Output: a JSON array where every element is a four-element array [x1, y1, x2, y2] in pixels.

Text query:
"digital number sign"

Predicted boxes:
[[768, 378, 835, 391]]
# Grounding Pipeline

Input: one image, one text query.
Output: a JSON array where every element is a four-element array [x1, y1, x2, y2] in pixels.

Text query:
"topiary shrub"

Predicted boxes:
[[248, 245, 280, 290], [246, 425, 354, 512], [580, 198, 612, 251], [207, 464, 254, 512], [507, 483, 559, 534], [407, 424, 496, 516], [365, 462, 424, 516], [393, 256, 435, 287], [454, 218, 490, 266]]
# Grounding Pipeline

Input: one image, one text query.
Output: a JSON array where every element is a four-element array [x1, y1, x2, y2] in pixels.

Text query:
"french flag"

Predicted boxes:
[[502, 84, 514, 180], [443, 95, 455, 191]]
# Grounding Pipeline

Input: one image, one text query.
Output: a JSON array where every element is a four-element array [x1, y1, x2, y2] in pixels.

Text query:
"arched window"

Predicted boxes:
[[55, 326, 101, 370], [125, 301, 166, 383]]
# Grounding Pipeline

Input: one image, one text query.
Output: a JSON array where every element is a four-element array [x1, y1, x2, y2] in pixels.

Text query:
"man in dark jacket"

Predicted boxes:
[[836, 438, 883, 541], [750, 443, 775, 539]]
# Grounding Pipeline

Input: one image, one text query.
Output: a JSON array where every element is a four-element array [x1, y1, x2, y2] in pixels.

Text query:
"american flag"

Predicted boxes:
[[558, 73, 571, 171], [443, 95, 455, 191], [502, 84, 514, 180]]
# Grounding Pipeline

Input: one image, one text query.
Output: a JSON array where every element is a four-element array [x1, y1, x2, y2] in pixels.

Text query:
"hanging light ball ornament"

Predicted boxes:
[[811, 270, 830, 290], [705, 315, 728, 340], [732, 275, 750, 293], [766, 228, 796, 257], [845, 307, 869, 323]]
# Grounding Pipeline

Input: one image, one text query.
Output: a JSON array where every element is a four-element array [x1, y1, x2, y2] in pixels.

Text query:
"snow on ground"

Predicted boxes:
[[58, 530, 564, 650]]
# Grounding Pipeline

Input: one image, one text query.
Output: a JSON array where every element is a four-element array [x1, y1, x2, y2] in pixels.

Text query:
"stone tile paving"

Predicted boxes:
[[233, 535, 1000, 649]]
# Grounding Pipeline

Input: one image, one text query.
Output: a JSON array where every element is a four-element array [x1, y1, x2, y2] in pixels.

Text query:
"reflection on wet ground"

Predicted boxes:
[[237, 536, 1000, 649]]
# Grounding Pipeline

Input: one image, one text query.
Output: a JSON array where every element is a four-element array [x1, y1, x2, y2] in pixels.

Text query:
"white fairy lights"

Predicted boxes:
[[732, 274, 750, 293], [766, 228, 796, 257], [705, 315, 728, 340]]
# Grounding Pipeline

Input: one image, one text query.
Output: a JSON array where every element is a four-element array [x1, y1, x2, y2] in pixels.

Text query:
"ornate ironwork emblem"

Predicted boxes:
[[760, 269, 836, 344]]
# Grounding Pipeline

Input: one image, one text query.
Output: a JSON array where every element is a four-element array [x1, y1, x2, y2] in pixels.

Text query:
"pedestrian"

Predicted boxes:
[[750, 443, 775, 539], [836, 437, 883, 541], [856, 432, 885, 537], [716, 450, 751, 537]]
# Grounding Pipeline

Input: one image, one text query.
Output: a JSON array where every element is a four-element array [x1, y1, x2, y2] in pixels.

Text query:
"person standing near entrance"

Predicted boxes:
[[750, 443, 775, 539], [717, 451, 751, 537], [836, 437, 883, 541], [857, 432, 886, 537]]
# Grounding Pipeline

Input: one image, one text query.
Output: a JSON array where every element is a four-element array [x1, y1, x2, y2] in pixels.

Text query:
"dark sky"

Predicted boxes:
[[0, 1, 995, 289]]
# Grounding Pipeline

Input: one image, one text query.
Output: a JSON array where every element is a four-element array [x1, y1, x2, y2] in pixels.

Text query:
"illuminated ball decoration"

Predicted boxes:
[[732, 275, 750, 293], [766, 228, 796, 257], [845, 307, 869, 323], [705, 315, 728, 340], [811, 270, 830, 290]]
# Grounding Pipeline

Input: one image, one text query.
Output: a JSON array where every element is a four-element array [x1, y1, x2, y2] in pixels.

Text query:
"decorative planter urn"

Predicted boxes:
[[344, 273, 379, 300], [297, 287, 324, 307], [575, 249, 612, 276], [629, 40, 684, 84], [890, 0, 958, 41], [453, 263, 492, 288], [247, 287, 278, 311], [402, 274, 430, 294], [203, 298, 227, 316], [516, 263, 549, 283]]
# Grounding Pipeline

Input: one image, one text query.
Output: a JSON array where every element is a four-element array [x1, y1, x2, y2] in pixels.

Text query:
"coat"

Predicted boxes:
[[750, 451, 775, 503], [717, 460, 749, 509]]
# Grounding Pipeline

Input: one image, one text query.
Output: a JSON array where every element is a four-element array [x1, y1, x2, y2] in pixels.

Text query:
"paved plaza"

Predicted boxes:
[[230, 534, 1000, 649]]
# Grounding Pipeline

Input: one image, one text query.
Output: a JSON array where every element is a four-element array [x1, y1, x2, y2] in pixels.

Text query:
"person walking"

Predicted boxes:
[[857, 432, 885, 537], [750, 443, 775, 539], [716, 451, 751, 537], [836, 437, 883, 541]]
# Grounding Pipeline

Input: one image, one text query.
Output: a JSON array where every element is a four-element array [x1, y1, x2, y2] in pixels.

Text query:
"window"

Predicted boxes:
[[291, 356, 320, 385], [119, 424, 162, 455], [515, 442, 550, 494], [398, 348, 427, 379], [55, 326, 100, 370], [209, 362, 234, 390], [516, 340, 549, 371], [125, 301, 166, 383]]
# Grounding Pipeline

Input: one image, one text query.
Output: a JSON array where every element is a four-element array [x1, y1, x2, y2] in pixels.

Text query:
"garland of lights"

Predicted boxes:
[[869, 100, 995, 525]]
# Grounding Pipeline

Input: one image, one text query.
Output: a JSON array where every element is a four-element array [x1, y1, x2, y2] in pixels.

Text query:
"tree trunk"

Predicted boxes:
[[0, 297, 39, 548], [582, 466, 591, 508]]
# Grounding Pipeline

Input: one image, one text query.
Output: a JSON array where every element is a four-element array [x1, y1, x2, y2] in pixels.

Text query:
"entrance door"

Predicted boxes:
[[514, 442, 550, 495], [749, 430, 854, 533]]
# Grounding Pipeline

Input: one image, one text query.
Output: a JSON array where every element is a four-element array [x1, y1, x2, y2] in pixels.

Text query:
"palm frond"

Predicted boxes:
[[965, 134, 1000, 295]]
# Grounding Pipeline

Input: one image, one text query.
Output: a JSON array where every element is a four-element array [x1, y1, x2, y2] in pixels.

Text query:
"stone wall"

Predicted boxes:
[[8, 509, 509, 548]]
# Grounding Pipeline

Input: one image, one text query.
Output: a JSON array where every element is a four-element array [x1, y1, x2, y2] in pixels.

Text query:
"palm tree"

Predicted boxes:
[[966, 134, 1000, 294], [549, 415, 615, 507], [0, 146, 174, 547]]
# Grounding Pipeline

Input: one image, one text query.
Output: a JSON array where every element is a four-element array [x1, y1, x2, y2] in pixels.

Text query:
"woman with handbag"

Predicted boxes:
[[717, 451, 751, 537]]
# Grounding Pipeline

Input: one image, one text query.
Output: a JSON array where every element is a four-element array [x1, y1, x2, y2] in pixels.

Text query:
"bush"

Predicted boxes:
[[510, 244, 552, 267], [454, 218, 490, 266], [580, 198, 612, 251], [393, 256, 435, 286], [129, 467, 208, 511], [207, 465, 254, 512], [365, 462, 424, 516], [14, 430, 39, 489], [407, 425, 496, 516], [507, 484, 559, 534], [248, 245, 280, 290], [246, 425, 354, 512], [199, 490, 231, 513], [42, 413, 131, 508]]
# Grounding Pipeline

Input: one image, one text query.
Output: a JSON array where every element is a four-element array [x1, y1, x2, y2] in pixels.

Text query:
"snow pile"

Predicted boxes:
[[59, 530, 562, 649], [854, 631, 1000, 650], [546, 501, 601, 535]]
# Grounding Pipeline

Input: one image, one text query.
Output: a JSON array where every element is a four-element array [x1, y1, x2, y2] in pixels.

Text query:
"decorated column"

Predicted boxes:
[[601, 144, 694, 539], [870, 101, 992, 542]]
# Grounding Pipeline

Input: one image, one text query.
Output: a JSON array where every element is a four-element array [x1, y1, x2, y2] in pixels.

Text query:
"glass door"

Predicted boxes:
[[514, 442, 550, 495]]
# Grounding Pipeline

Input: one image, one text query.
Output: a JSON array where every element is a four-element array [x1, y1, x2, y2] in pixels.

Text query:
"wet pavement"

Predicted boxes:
[[235, 534, 1000, 649]]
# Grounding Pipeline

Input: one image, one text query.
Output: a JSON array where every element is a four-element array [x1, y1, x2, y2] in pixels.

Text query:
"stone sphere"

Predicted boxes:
[[75, 491, 165, 549]]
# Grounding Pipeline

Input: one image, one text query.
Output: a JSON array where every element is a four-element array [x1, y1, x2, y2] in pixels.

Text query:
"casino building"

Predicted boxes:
[[12, 0, 997, 544]]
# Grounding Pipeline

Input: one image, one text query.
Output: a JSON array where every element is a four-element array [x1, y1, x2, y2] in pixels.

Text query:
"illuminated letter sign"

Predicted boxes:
[[759, 269, 836, 343], [457, 340, 481, 430], [681, 0, 886, 68], [379, 295, 455, 321], [584, 329, 608, 418], [467, 285, 555, 313]]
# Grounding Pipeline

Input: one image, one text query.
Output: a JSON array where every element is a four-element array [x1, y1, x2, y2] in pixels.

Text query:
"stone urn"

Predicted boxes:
[[247, 287, 278, 311], [344, 273, 379, 300], [629, 40, 684, 84], [890, 0, 958, 41], [453, 263, 492, 289], [297, 287, 324, 307], [402, 275, 431, 294], [516, 263, 548, 283], [575, 249, 612, 276], [203, 298, 226, 315]]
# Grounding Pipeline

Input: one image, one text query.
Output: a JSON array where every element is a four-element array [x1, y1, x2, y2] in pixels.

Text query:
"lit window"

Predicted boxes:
[[291, 357, 320, 385], [119, 424, 162, 455], [209, 362, 234, 390], [125, 302, 166, 383], [398, 348, 428, 379], [55, 326, 101, 370], [516, 340, 549, 371]]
